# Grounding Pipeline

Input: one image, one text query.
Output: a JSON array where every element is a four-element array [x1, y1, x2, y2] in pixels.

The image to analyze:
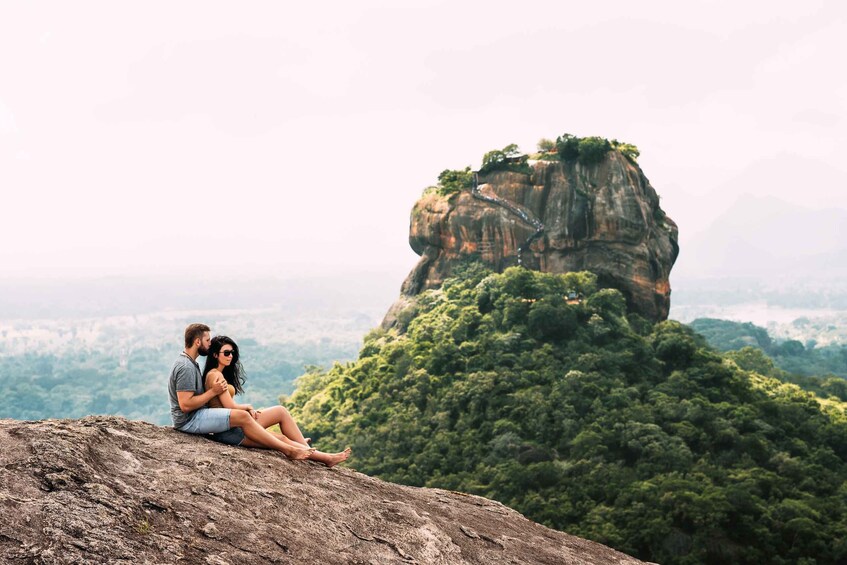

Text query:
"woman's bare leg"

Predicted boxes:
[[265, 431, 351, 467], [231, 410, 312, 460], [246, 406, 350, 466], [255, 406, 309, 446]]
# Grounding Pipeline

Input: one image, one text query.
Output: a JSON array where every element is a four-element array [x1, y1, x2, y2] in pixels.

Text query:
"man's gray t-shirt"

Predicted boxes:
[[168, 353, 204, 429]]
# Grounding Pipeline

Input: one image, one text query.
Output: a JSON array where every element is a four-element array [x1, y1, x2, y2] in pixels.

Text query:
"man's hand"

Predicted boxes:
[[211, 379, 228, 395]]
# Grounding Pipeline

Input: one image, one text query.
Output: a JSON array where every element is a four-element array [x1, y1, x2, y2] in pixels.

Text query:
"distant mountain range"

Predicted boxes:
[[674, 193, 847, 279], [0, 272, 401, 319]]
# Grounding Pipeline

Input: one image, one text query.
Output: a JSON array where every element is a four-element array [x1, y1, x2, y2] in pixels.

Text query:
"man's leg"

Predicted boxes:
[[177, 408, 232, 436]]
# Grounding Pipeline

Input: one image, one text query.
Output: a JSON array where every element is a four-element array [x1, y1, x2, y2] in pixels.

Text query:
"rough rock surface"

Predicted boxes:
[[0, 416, 649, 564], [384, 152, 678, 327]]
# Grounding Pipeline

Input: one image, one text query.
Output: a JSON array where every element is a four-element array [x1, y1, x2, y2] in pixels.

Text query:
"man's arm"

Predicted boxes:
[[173, 363, 228, 414], [177, 382, 227, 413]]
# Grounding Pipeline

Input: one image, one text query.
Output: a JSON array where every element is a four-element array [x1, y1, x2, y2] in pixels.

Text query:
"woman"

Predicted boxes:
[[203, 335, 351, 467]]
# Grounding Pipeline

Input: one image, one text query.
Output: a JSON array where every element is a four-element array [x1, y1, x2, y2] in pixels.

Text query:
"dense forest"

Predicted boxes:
[[1, 340, 360, 424], [690, 317, 847, 379], [287, 265, 847, 564]]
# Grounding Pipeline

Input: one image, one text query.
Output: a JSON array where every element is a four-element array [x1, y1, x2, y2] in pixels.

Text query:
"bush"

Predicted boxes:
[[436, 167, 474, 196], [612, 139, 640, 161], [555, 133, 632, 165]]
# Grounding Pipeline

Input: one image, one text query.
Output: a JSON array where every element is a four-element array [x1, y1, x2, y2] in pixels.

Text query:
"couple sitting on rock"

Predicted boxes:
[[167, 323, 351, 467]]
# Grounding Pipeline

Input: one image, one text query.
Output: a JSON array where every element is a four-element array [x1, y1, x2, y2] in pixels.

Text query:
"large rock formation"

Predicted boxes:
[[385, 152, 678, 327], [0, 416, 649, 564]]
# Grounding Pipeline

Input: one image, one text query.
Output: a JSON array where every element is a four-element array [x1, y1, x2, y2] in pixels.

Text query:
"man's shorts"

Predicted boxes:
[[177, 407, 245, 446]]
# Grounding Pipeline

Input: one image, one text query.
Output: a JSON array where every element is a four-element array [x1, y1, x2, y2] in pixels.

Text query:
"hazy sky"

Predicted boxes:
[[2, 1, 845, 283]]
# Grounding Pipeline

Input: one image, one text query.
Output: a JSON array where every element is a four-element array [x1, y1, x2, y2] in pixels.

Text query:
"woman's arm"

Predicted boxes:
[[205, 370, 236, 409], [205, 370, 254, 412]]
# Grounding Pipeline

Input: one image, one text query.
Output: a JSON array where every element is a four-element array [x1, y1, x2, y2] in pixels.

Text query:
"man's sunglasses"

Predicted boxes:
[[221, 350, 234, 357]]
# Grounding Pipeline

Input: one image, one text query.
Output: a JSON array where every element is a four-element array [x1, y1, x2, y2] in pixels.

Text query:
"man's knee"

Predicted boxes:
[[230, 409, 250, 426]]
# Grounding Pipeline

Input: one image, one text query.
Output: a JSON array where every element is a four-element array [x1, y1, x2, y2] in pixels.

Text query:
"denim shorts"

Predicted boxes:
[[177, 407, 245, 446]]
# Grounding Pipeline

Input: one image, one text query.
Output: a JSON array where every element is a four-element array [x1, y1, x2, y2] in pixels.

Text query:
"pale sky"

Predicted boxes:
[[1, 1, 845, 283]]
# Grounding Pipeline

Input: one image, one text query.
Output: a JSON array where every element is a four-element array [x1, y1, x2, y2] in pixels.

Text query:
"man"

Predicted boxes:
[[168, 323, 313, 460]]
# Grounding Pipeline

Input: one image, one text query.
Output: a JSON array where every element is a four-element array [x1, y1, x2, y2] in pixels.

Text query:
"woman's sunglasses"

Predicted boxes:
[[221, 350, 234, 357]]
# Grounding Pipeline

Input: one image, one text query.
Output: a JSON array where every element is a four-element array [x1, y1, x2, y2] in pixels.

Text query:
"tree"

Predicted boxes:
[[556, 133, 580, 161], [777, 340, 806, 357], [651, 322, 698, 372], [725, 347, 777, 376], [577, 136, 612, 165], [528, 299, 577, 341], [555, 134, 616, 165], [537, 138, 556, 152], [479, 144, 528, 175]]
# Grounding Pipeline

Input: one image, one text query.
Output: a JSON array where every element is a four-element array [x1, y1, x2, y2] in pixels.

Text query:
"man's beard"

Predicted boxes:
[[198, 345, 210, 356]]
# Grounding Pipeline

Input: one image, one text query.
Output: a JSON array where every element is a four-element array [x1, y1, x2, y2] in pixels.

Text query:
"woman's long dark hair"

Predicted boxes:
[[202, 335, 246, 395]]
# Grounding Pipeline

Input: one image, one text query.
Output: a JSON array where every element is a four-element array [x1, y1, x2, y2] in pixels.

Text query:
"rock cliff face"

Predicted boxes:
[[385, 152, 678, 327], [0, 416, 648, 564]]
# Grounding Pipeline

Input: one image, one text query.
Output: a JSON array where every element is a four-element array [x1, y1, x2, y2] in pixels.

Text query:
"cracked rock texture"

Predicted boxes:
[[385, 152, 678, 327], [0, 416, 648, 564]]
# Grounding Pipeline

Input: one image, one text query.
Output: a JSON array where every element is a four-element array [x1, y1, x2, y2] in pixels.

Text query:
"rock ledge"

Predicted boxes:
[[0, 416, 648, 564]]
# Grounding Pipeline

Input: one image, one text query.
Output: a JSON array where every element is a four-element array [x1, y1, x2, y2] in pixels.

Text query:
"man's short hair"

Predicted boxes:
[[184, 323, 211, 348]]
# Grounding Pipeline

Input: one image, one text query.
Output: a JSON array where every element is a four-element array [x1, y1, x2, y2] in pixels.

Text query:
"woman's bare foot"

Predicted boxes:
[[287, 446, 316, 460], [321, 447, 352, 468]]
